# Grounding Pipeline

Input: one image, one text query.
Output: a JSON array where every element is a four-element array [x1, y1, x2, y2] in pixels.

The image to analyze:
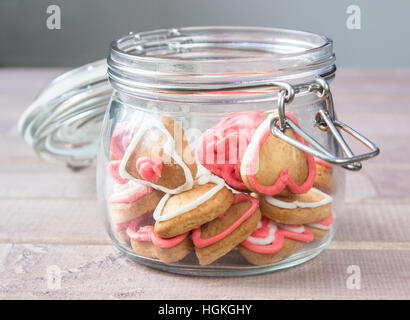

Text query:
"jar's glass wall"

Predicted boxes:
[[96, 90, 345, 276]]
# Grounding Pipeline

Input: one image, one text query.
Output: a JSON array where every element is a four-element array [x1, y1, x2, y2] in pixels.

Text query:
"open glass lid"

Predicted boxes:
[[18, 59, 111, 169]]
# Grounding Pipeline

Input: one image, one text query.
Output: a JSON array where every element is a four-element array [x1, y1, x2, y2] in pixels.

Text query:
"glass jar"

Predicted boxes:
[[20, 26, 379, 276]]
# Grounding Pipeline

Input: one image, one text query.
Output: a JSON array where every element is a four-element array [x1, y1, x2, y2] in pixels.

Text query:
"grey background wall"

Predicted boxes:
[[0, 0, 409, 68]]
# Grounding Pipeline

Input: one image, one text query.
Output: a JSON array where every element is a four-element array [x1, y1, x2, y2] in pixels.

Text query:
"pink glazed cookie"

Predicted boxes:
[[127, 221, 193, 263], [111, 211, 154, 243], [197, 111, 265, 190]]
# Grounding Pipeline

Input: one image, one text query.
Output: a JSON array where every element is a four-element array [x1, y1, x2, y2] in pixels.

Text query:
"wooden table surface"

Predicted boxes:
[[0, 68, 409, 300]]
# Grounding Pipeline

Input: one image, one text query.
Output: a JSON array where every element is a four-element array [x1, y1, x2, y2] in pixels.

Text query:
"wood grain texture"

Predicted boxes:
[[0, 244, 409, 299], [0, 68, 409, 299]]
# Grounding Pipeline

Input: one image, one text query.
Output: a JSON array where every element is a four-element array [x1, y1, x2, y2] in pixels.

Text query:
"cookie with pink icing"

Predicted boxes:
[[260, 187, 332, 225], [109, 181, 164, 225], [192, 193, 261, 265], [314, 157, 336, 194], [238, 216, 314, 265], [110, 124, 132, 161], [240, 111, 316, 196], [153, 173, 234, 238], [108, 160, 129, 184], [119, 116, 197, 194], [112, 211, 154, 243], [127, 219, 193, 263], [197, 111, 265, 191], [113, 217, 137, 243], [306, 213, 334, 240]]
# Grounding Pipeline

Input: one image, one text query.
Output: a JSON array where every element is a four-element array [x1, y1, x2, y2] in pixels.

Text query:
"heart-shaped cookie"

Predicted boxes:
[[196, 111, 265, 190], [154, 174, 234, 238], [239, 216, 314, 265], [119, 116, 197, 194], [109, 181, 164, 224], [192, 193, 261, 265], [240, 112, 316, 196], [112, 210, 154, 243], [127, 221, 193, 263], [260, 187, 332, 224]]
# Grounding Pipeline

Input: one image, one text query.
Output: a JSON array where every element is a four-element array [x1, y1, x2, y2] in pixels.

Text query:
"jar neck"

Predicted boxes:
[[107, 26, 336, 103]]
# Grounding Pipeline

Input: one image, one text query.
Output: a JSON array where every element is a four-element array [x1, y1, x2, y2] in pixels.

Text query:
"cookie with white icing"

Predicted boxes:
[[154, 174, 234, 238], [314, 158, 336, 194], [238, 216, 314, 265], [109, 182, 164, 224], [260, 188, 332, 225], [127, 221, 193, 263], [306, 213, 334, 240], [239, 238, 302, 266], [240, 112, 316, 197], [119, 116, 197, 194], [193, 193, 261, 266]]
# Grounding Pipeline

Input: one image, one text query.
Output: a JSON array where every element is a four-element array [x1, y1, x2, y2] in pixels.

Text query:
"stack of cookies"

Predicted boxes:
[[107, 112, 335, 266]]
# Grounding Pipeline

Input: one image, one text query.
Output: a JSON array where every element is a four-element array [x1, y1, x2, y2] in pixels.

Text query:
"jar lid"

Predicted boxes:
[[18, 59, 112, 168]]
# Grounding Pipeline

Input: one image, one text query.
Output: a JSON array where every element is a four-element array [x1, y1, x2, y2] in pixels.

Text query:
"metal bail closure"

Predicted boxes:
[[270, 78, 380, 171]]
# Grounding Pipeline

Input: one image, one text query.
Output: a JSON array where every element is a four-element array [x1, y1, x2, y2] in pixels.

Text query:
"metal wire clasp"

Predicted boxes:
[[271, 78, 379, 171]]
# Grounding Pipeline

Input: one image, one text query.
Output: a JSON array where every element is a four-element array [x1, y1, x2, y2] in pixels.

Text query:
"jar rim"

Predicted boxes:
[[110, 26, 332, 65], [107, 26, 336, 97]]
